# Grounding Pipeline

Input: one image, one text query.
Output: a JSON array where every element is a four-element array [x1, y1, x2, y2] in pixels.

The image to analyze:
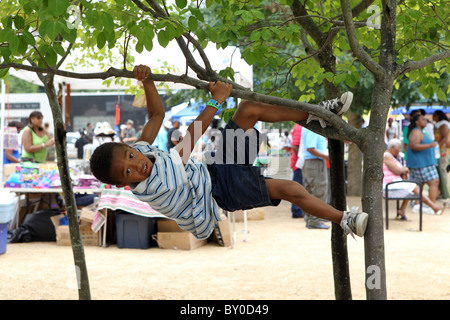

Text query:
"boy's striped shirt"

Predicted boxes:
[[129, 141, 220, 239]]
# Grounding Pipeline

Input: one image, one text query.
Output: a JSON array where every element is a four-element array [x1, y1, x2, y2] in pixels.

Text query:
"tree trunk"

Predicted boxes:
[[329, 139, 352, 300], [360, 81, 392, 300], [346, 111, 363, 197], [41, 76, 91, 300]]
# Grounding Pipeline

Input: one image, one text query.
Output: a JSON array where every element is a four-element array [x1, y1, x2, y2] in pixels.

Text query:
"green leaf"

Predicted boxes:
[[2, 16, 13, 29], [97, 31, 106, 49], [175, 0, 187, 9], [205, 0, 215, 8], [157, 31, 169, 47], [135, 41, 143, 53], [86, 10, 99, 26], [48, 0, 70, 17], [14, 15, 25, 29], [47, 20, 63, 39], [8, 34, 20, 53], [334, 73, 347, 84], [53, 43, 66, 56], [61, 27, 77, 43], [189, 8, 204, 23], [44, 47, 57, 66], [22, 30, 36, 46], [241, 11, 253, 23], [437, 88, 446, 101], [0, 68, 9, 79], [250, 30, 261, 42], [101, 12, 114, 34], [188, 16, 198, 31]]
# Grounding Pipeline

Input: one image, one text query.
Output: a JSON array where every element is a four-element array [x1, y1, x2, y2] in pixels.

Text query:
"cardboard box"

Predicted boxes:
[[80, 205, 97, 224], [157, 219, 184, 232], [50, 214, 99, 246], [154, 219, 207, 250]]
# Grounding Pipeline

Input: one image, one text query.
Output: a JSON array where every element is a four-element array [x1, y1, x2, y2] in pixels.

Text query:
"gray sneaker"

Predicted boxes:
[[340, 211, 368, 238], [319, 92, 353, 116]]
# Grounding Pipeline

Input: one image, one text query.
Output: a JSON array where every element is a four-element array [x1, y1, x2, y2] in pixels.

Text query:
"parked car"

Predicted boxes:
[[66, 131, 80, 159]]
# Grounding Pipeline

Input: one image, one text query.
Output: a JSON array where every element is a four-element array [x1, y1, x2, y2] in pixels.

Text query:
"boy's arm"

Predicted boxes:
[[133, 65, 165, 145], [176, 81, 232, 164]]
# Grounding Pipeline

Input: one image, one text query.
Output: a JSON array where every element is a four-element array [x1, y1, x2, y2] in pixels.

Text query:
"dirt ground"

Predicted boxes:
[[1, 196, 449, 300]]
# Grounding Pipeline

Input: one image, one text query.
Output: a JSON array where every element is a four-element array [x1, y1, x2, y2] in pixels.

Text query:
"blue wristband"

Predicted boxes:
[[206, 98, 221, 110]]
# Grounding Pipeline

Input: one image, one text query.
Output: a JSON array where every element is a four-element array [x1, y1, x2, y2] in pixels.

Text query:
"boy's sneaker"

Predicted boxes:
[[340, 211, 368, 238], [319, 91, 353, 116]]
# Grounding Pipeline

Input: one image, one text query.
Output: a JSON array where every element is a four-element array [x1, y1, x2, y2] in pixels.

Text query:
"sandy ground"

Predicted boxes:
[[1, 196, 449, 301]]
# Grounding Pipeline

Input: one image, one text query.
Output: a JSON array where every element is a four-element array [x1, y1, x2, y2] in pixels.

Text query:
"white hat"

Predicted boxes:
[[94, 122, 116, 135], [164, 120, 172, 129]]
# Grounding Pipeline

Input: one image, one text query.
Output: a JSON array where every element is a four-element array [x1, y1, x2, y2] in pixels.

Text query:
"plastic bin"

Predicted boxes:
[[0, 192, 18, 224], [0, 223, 8, 254], [115, 211, 157, 249]]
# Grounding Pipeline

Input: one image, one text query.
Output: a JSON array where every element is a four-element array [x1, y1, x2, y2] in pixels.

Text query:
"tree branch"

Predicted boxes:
[[395, 50, 450, 78], [339, 0, 385, 78], [0, 61, 359, 142]]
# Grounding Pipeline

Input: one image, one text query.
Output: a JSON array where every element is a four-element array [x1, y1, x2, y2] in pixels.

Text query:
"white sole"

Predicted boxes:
[[338, 92, 353, 116], [356, 212, 368, 237]]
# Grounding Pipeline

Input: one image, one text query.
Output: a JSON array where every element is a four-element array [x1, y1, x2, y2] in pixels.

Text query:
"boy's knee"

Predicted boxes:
[[238, 100, 259, 117]]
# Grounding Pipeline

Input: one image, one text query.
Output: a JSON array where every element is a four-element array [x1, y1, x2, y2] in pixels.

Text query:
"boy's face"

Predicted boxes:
[[109, 144, 153, 187]]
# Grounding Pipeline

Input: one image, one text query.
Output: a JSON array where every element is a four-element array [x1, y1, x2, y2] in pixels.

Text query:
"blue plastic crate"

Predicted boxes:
[[115, 211, 157, 249], [0, 223, 8, 255]]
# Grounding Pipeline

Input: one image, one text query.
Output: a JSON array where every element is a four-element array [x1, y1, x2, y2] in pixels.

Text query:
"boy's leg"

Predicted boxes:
[[265, 178, 368, 237], [265, 178, 342, 223], [231, 100, 309, 131], [231, 93, 353, 131]]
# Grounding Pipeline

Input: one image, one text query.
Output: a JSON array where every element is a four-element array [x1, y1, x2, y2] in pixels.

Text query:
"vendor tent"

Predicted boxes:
[[390, 105, 448, 115]]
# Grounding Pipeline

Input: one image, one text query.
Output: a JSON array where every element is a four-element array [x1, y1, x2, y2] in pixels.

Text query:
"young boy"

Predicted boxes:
[[90, 64, 368, 240]]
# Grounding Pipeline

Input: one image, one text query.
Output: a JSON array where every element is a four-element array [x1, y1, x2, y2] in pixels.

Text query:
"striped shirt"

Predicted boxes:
[[129, 141, 221, 239]]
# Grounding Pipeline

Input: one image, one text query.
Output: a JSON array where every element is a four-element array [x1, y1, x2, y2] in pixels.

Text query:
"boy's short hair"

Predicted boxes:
[[90, 142, 123, 185]]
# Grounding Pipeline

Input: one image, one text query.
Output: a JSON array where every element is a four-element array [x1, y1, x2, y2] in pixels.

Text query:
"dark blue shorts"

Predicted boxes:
[[206, 119, 281, 212]]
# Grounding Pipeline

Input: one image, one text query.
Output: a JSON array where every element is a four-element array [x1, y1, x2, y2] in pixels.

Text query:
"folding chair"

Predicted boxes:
[[383, 180, 423, 231]]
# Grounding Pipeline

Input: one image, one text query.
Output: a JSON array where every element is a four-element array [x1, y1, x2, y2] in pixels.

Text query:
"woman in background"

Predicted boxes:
[[21, 111, 55, 163]]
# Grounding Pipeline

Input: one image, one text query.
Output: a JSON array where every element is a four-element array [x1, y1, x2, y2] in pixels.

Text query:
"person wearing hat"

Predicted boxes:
[[92, 122, 118, 152], [121, 119, 137, 145]]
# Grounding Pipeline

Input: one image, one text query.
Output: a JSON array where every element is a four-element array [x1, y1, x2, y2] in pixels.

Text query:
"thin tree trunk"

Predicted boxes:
[[361, 81, 392, 300], [346, 111, 363, 197], [329, 139, 352, 299], [41, 76, 91, 300]]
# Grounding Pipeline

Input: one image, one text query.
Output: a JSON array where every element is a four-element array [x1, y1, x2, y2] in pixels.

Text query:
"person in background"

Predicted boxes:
[[384, 139, 443, 218], [433, 110, 450, 201], [290, 124, 304, 218], [406, 113, 442, 213], [121, 119, 137, 145], [85, 122, 94, 143], [92, 122, 118, 153], [44, 122, 56, 161], [75, 130, 89, 160], [136, 125, 144, 139], [3, 121, 23, 164], [301, 127, 330, 229], [386, 117, 397, 143], [167, 119, 182, 150], [21, 111, 55, 163]]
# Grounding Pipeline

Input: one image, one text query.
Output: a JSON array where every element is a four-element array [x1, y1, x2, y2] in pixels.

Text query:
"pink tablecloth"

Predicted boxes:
[[92, 188, 165, 232]]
